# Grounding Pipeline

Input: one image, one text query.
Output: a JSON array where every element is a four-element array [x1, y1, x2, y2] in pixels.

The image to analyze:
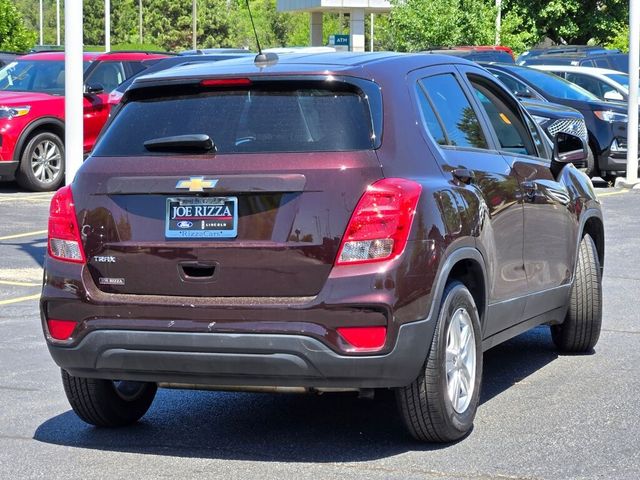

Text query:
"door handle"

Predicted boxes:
[[452, 168, 475, 185]]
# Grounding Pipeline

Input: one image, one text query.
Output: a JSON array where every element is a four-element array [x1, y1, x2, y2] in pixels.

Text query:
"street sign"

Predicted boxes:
[[329, 34, 350, 51]]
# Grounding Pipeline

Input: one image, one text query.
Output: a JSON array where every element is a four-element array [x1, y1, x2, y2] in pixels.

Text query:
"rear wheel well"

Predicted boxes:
[[446, 259, 486, 325], [582, 217, 605, 272]]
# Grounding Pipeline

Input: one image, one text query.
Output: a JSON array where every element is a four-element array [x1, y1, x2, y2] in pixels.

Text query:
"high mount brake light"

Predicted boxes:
[[48, 185, 86, 264], [200, 78, 252, 87], [336, 178, 422, 266]]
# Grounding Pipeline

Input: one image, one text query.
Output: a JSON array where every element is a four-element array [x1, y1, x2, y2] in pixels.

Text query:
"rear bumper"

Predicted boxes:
[[47, 319, 435, 388], [0, 160, 18, 179]]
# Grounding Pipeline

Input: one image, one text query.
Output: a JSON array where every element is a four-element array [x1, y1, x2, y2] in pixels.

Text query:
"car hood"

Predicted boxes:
[[0, 91, 57, 105], [520, 99, 583, 119]]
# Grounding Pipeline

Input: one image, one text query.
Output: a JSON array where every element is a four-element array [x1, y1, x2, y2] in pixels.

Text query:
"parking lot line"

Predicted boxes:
[[0, 280, 41, 287], [0, 230, 47, 242], [0, 294, 40, 306], [598, 190, 628, 198]]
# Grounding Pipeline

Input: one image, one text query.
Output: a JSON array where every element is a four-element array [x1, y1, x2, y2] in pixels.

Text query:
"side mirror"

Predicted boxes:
[[83, 83, 104, 95], [515, 89, 534, 99], [553, 132, 588, 164], [603, 90, 624, 102]]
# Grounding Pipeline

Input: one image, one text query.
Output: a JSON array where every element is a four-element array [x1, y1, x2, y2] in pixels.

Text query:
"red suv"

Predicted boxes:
[[0, 51, 168, 191]]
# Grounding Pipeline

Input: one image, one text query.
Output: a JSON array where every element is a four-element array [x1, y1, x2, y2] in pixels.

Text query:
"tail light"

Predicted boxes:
[[48, 185, 86, 264], [336, 178, 422, 265], [337, 326, 387, 351], [46, 319, 78, 341]]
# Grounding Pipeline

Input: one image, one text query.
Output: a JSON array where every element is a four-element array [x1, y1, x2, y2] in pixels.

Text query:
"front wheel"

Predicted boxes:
[[396, 281, 482, 442], [61, 369, 157, 427], [16, 132, 65, 192], [551, 234, 602, 353]]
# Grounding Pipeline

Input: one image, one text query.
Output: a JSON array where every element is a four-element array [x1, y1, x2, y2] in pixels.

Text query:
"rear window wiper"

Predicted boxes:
[[143, 134, 215, 153]]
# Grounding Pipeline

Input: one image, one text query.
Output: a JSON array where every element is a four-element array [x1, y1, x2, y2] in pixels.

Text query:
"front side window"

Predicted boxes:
[[471, 80, 536, 157], [85, 61, 126, 92], [419, 74, 488, 149]]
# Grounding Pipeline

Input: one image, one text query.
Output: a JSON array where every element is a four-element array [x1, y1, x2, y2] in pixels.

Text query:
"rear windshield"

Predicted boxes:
[[93, 84, 376, 155]]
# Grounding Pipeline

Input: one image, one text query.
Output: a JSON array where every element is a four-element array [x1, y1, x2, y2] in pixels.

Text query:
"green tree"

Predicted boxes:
[[0, 0, 37, 51], [505, 0, 629, 46]]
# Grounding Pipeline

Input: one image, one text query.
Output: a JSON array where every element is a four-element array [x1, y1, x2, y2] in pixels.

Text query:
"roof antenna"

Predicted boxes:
[[245, 0, 278, 67]]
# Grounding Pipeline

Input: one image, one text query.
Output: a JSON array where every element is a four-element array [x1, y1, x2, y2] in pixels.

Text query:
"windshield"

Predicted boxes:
[[0, 60, 91, 94], [604, 73, 630, 90], [510, 67, 601, 101]]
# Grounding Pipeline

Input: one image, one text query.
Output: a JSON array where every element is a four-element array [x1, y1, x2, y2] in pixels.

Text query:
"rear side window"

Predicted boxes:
[[419, 74, 488, 149], [415, 85, 447, 145], [94, 84, 375, 155]]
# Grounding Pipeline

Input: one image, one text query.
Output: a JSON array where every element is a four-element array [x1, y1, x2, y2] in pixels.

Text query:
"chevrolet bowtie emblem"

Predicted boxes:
[[175, 177, 219, 192]]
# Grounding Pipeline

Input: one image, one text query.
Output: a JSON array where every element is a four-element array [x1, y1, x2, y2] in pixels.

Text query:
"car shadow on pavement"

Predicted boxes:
[[33, 327, 558, 462], [3, 238, 46, 268]]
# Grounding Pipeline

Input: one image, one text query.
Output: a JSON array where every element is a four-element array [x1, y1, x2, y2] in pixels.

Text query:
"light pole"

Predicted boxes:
[[495, 0, 502, 45], [64, 0, 84, 185], [39, 0, 44, 45], [105, 0, 111, 52], [56, 0, 61, 46], [626, 0, 639, 184], [139, 0, 143, 44], [192, 0, 197, 50]]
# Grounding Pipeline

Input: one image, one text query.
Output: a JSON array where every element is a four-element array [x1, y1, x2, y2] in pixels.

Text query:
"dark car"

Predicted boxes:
[[521, 53, 630, 73], [42, 52, 604, 443], [517, 45, 617, 64], [0, 52, 20, 68], [424, 47, 515, 63], [484, 63, 635, 181], [107, 52, 253, 106], [519, 98, 588, 147]]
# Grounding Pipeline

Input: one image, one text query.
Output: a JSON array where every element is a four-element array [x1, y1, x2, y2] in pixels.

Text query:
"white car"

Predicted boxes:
[[531, 65, 635, 103]]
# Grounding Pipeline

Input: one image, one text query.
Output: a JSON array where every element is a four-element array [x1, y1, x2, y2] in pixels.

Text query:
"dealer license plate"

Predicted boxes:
[[165, 197, 238, 238]]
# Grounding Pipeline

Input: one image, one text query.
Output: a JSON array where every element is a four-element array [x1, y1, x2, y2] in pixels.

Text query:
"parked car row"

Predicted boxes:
[[1, 43, 636, 191]]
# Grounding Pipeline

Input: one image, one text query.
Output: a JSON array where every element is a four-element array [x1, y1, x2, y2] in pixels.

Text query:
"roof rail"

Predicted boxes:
[[104, 50, 178, 56]]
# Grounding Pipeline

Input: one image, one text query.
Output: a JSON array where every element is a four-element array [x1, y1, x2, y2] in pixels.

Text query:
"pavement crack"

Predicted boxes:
[[602, 328, 640, 335]]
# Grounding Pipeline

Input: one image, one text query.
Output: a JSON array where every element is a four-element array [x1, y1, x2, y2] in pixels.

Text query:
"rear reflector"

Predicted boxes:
[[47, 319, 77, 341], [336, 178, 422, 265], [48, 185, 86, 264], [200, 78, 251, 87], [337, 326, 387, 351]]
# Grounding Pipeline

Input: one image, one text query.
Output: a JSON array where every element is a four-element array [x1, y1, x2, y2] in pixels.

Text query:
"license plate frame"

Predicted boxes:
[[165, 196, 238, 239]]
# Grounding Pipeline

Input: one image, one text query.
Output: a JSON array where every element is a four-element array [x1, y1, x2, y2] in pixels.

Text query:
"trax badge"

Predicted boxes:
[[175, 177, 219, 192], [93, 255, 116, 263]]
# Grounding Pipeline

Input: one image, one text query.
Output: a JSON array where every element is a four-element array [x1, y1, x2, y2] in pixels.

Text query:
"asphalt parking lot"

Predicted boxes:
[[0, 179, 638, 480]]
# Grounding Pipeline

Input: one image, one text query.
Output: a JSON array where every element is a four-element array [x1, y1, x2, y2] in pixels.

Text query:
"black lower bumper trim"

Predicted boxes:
[[0, 161, 18, 179], [48, 319, 435, 389]]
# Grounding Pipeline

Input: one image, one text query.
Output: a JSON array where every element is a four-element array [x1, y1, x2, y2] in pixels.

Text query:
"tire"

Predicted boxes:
[[396, 281, 482, 443], [16, 131, 65, 192], [584, 146, 598, 178], [601, 173, 617, 185], [61, 369, 157, 427], [551, 234, 602, 353]]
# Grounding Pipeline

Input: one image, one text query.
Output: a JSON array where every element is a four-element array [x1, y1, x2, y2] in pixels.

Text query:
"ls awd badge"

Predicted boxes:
[[99, 277, 125, 286]]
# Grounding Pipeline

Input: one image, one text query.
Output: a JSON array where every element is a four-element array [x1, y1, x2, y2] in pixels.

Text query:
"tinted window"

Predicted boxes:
[[415, 84, 446, 145], [491, 71, 534, 97], [472, 82, 535, 156], [505, 67, 600, 101], [94, 85, 375, 156], [85, 61, 126, 92], [0, 60, 65, 93], [419, 74, 487, 149]]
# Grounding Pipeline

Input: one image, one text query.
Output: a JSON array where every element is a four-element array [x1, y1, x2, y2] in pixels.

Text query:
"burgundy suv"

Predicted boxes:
[[41, 53, 604, 442]]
